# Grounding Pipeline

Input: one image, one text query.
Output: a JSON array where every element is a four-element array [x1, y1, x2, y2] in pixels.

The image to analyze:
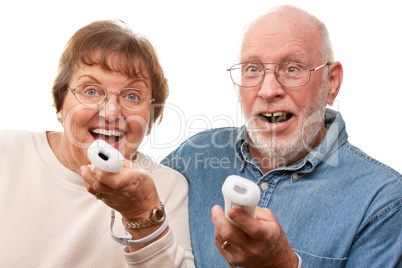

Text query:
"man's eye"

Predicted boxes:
[[285, 66, 300, 73], [246, 66, 260, 72]]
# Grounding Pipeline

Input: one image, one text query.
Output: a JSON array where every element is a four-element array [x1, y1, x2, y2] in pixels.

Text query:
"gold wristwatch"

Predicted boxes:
[[122, 202, 165, 228]]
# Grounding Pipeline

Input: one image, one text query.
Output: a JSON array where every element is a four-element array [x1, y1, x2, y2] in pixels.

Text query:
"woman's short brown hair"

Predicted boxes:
[[52, 20, 168, 124]]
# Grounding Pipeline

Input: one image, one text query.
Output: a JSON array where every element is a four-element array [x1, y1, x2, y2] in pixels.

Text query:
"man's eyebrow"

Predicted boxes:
[[239, 52, 308, 63], [280, 52, 307, 63]]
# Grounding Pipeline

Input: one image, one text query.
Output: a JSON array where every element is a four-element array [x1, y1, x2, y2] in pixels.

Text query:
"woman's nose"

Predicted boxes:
[[98, 95, 122, 121]]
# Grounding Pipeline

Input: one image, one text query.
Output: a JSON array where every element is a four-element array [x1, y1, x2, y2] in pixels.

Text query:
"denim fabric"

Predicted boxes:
[[162, 109, 402, 268]]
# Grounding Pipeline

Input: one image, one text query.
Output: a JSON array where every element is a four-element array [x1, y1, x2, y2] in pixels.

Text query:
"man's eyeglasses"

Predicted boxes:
[[227, 62, 330, 88], [69, 84, 154, 112]]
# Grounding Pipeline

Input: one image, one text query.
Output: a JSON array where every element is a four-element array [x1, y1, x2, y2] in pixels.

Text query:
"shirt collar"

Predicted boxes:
[[235, 109, 348, 174], [234, 125, 248, 172]]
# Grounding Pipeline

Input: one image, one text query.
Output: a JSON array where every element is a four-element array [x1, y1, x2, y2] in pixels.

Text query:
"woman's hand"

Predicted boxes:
[[80, 159, 167, 251], [80, 159, 160, 220]]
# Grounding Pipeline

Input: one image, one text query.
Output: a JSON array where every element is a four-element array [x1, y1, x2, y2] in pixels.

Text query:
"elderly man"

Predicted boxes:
[[162, 5, 401, 267]]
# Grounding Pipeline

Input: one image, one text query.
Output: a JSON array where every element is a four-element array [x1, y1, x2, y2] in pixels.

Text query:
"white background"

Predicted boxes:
[[0, 0, 401, 173]]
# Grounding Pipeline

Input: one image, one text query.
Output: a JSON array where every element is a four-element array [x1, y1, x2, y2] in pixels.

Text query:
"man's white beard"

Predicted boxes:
[[244, 81, 329, 166]]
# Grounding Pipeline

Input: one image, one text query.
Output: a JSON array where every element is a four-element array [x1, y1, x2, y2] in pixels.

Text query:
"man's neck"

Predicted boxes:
[[248, 127, 328, 174]]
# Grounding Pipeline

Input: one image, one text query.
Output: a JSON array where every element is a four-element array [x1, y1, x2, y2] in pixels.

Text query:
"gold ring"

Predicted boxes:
[[95, 192, 104, 200], [221, 240, 230, 249]]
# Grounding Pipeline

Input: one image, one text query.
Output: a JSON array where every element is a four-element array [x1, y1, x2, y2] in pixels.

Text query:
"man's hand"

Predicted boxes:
[[212, 205, 299, 268]]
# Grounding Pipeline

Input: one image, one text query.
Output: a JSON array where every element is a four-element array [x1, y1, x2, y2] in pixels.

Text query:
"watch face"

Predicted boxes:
[[154, 208, 165, 222]]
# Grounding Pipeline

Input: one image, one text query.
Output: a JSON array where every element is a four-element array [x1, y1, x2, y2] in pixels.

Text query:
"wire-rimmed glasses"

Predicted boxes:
[[69, 83, 154, 112], [227, 62, 330, 88]]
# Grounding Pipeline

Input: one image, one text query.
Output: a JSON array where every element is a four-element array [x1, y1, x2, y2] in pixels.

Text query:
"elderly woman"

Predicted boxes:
[[0, 20, 194, 267]]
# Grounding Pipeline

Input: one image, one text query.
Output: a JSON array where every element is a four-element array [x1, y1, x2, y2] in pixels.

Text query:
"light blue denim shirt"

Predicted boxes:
[[162, 109, 402, 268]]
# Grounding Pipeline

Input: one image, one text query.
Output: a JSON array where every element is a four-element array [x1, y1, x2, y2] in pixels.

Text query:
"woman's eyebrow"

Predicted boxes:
[[76, 75, 100, 84]]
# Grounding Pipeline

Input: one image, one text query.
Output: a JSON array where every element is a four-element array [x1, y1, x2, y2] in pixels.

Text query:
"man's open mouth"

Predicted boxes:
[[259, 112, 293, 124], [89, 128, 125, 143]]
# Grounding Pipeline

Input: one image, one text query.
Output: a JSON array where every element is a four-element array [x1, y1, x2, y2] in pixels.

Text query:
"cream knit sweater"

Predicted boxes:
[[0, 130, 194, 267]]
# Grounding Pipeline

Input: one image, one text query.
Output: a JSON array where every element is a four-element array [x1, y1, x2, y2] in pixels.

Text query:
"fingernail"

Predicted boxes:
[[211, 205, 218, 214], [230, 211, 238, 220], [91, 166, 100, 176]]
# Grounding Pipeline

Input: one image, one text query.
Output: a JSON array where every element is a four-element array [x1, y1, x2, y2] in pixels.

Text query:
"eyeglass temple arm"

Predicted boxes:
[[311, 62, 331, 71]]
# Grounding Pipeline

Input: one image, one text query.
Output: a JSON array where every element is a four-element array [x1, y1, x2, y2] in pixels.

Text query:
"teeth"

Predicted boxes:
[[90, 128, 123, 137], [262, 112, 288, 117], [273, 112, 287, 117]]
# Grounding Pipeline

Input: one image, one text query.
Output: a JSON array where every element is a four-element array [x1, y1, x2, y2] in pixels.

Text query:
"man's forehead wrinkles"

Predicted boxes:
[[239, 51, 307, 64]]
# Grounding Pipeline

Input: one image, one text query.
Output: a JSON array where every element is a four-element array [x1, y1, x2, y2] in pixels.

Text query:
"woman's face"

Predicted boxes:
[[59, 62, 153, 164]]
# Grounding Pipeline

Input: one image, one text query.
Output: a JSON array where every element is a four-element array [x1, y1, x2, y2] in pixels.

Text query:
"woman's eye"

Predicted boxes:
[[122, 90, 142, 103], [85, 88, 100, 96], [126, 94, 139, 101], [80, 85, 104, 97]]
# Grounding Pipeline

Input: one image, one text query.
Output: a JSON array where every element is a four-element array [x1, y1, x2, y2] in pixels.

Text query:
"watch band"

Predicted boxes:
[[110, 209, 169, 246], [122, 201, 165, 228]]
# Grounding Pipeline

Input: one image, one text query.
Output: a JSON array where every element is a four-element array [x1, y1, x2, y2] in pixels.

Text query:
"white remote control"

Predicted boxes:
[[222, 175, 261, 226], [87, 139, 124, 173]]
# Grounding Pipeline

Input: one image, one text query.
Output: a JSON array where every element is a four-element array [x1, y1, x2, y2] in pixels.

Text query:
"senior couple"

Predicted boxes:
[[1, 5, 400, 268]]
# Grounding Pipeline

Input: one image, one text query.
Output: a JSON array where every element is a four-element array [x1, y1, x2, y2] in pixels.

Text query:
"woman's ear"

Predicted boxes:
[[57, 110, 63, 123], [146, 122, 154, 136], [326, 61, 343, 106]]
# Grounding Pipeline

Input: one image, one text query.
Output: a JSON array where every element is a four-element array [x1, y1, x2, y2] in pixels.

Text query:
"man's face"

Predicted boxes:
[[237, 13, 331, 165]]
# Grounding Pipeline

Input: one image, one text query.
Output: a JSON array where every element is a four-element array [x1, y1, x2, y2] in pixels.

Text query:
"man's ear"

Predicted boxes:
[[326, 61, 343, 106]]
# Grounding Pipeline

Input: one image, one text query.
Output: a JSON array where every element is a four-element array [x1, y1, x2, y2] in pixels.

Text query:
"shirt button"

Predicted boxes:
[[261, 182, 268, 191], [292, 173, 299, 180]]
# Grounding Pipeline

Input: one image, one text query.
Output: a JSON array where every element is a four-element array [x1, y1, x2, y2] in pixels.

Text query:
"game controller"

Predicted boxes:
[[222, 175, 261, 226], [87, 139, 124, 173]]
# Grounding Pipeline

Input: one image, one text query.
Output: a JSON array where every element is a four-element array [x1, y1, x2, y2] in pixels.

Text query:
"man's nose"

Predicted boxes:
[[257, 70, 286, 101]]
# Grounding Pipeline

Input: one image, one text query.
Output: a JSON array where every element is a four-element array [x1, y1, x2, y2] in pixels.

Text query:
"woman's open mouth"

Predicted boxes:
[[89, 128, 125, 143]]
